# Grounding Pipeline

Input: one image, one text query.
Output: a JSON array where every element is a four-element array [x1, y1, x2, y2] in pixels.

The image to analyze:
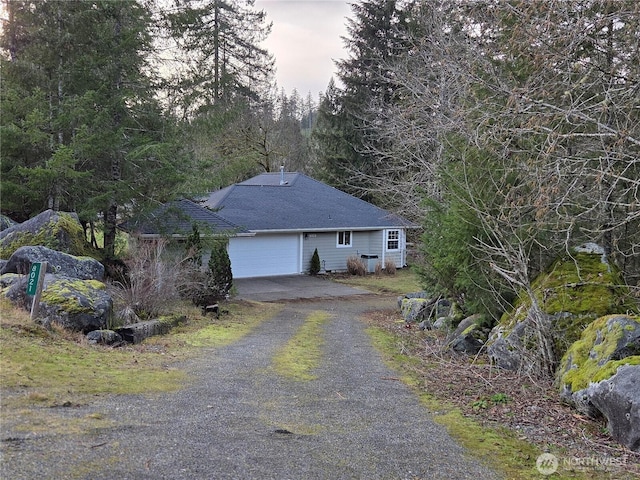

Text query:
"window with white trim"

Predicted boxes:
[[386, 230, 400, 251], [337, 231, 352, 247]]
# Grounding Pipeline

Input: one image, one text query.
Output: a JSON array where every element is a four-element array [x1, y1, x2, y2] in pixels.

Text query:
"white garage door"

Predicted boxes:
[[229, 234, 300, 278]]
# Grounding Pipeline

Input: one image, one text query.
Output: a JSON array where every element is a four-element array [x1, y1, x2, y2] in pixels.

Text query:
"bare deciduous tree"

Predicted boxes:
[[346, 0, 639, 372]]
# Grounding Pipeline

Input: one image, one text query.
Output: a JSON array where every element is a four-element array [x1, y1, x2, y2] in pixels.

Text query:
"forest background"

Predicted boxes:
[[1, 0, 639, 324]]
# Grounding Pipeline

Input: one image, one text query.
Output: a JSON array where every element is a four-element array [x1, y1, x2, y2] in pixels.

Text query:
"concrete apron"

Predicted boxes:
[[233, 274, 371, 302]]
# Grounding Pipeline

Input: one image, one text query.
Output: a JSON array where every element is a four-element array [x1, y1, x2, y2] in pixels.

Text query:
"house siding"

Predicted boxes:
[[302, 230, 400, 273]]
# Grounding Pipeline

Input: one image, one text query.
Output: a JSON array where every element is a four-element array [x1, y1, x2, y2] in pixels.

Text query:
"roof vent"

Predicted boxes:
[[279, 165, 287, 185]]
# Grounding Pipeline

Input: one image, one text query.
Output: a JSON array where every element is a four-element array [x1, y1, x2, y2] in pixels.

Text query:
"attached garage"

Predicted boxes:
[[228, 234, 301, 278]]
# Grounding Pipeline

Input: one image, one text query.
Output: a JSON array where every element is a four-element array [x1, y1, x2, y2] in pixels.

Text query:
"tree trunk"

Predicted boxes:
[[103, 203, 118, 260]]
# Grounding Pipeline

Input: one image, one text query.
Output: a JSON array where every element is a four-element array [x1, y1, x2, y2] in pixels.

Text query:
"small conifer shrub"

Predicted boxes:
[[310, 248, 321, 275], [184, 224, 203, 267], [207, 240, 233, 301]]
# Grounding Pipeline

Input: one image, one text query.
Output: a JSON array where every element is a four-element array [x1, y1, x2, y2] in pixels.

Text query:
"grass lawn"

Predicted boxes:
[[0, 298, 280, 407], [331, 267, 423, 295]]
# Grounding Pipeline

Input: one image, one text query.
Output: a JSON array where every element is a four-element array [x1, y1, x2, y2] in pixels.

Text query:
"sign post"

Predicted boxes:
[[28, 261, 47, 320]]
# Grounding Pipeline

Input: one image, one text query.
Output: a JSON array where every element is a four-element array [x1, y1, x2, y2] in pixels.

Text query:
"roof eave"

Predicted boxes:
[[131, 231, 255, 239], [247, 225, 417, 234]]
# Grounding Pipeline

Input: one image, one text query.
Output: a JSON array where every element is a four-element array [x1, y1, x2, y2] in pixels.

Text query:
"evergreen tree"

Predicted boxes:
[[207, 240, 233, 301], [313, 0, 415, 200], [162, 0, 274, 117], [0, 0, 93, 219], [311, 79, 356, 186], [1, 0, 186, 258]]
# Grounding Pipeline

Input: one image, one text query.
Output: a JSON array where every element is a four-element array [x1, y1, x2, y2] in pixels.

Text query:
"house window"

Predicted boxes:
[[337, 231, 352, 247], [386, 230, 400, 251]]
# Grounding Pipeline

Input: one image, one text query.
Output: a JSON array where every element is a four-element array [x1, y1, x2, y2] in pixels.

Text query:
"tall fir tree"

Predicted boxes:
[[162, 0, 274, 118], [313, 0, 415, 201], [1, 0, 186, 258]]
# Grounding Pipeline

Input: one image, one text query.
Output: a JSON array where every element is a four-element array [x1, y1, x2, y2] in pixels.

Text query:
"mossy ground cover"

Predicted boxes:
[[171, 301, 282, 348], [272, 310, 330, 381]]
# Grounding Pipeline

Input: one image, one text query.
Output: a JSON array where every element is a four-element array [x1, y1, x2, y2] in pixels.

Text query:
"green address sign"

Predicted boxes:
[[26, 262, 43, 295]]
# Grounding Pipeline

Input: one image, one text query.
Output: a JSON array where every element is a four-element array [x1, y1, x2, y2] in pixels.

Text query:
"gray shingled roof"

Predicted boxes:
[[201, 173, 415, 232], [121, 199, 247, 236]]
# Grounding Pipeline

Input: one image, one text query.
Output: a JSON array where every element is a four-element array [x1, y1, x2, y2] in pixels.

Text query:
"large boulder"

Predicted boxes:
[[0, 212, 114, 334], [0, 210, 89, 258], [400, 297, 432, 324], [448, 314, 489, 354], [588, 365, 640, 452], [37, 274, 112, 332], [487, 307, 566, 372], [0, 245, 104, 280], [556, 315, 640, 451], [486, 247, 636, 373]]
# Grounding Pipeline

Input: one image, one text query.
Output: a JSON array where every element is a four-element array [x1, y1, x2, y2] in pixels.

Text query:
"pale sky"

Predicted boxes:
[[255, 0, 352, 99]]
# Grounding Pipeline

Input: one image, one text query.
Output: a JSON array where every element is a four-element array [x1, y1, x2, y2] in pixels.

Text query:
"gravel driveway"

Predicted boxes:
[[1, 296, 499, 479]]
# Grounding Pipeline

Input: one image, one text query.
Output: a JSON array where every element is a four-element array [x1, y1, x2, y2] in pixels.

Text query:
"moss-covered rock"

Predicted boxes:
[[448, 314, 488, 354], [38, 274, 112, 332], [400, 297, 430, 323], [486, 248, 637, 373], [533, 252, 633, 344], [0, 210, 91, 258], [556, 315, 640, 451], [114, 315, 186, 344], [557, 315, 640, 398]]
